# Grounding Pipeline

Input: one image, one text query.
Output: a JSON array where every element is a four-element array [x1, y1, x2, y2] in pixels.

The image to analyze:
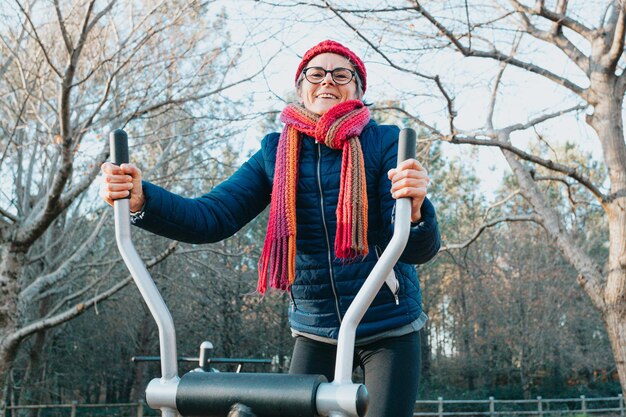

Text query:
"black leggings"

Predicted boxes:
[[289, 331, 421, 417]]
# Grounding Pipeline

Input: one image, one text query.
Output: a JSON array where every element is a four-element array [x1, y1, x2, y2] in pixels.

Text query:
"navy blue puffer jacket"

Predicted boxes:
[[134, 119, 440, 340]]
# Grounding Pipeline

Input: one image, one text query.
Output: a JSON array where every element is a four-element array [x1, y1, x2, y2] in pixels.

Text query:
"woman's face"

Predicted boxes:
[[297, 53, 359, 116]]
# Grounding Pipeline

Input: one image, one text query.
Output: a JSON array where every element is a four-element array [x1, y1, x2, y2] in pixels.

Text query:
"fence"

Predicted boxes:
[[4, 395, 625, 416], [414, 394, 625, 416], [4, 401, 156, 417]]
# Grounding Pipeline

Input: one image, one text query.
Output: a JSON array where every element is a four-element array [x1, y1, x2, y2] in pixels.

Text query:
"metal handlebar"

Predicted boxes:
[[318, 128, 416, 417], [110, 130, 179, 417]]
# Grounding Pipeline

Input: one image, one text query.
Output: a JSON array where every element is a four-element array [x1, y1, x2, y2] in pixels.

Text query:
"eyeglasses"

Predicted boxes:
[[302, 67, 356, 85]]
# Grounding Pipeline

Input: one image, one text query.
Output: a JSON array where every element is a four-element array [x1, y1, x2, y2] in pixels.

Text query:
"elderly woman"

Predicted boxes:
[[100, 40, 440, 417]]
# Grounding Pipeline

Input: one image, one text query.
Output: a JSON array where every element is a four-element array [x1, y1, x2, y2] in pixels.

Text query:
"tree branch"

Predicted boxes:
[[127, 64, 268, 123], [58, 145, 109, 209], [550, 0, 568, 35], [486, 39, 519, 130], [577, 273, 606, 312], [323, 0, 458, 133], [468, 46, 586, 98], [607, 3, 626, 71], [19, 212, 108, 304], [509, 0, 591, 75], [43, 263, 116, 318], [60, 0, 99, 139], [259, 1, 415, 13], [500, 146, 606, 312], [13, 0, 62, 77], [0, 208, 16, 224], [83, 1, 116, 37], [12, 0, 115, 250], [52, 0, 73, 54], [483, 190, 522, 220], [534, 175, 591, 209], [0, 9, 28, 81], [513, 0, 593, 39], [502, 104, 586, 133], [440, 215, 542, 252], [445, 133, 607, 205], [373, 103, 604, 203], [371, 106, 443, 137], [412, 1, 588, 99], [5, 241, 177, 346], [74, 10, 179, 131]]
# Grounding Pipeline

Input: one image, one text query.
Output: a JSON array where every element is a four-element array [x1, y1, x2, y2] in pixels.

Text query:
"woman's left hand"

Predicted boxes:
[[388, 159, 430, 223]]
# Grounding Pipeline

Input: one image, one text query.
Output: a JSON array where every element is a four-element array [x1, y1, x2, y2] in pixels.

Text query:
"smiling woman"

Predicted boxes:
[[100, 39, 440, 417]]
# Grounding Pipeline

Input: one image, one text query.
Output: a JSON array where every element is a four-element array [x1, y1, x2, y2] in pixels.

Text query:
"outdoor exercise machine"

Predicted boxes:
[[110, 127, 416, 417], [132, 340, 273, 373]]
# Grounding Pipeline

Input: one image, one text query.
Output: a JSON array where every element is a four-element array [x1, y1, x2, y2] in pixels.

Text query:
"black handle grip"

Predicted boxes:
[[110, 129, 129, 166], [397, 128, 416, 165], [109, 129, 130, 201]]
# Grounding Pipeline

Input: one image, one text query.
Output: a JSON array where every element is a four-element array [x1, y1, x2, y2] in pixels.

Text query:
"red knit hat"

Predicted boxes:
[[295, 40, 367, 93]]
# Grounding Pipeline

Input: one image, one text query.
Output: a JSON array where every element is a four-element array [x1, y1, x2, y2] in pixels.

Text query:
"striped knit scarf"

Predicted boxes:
[[257, 100, 371, 294]]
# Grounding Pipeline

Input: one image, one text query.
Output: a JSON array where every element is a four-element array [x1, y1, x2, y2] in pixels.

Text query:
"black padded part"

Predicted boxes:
[[108, 129, 129, 200], [355, 384, 368, 417], [176, 372, 327, 417], [110, 129, 129, 165], [397, 128, 417, 164]]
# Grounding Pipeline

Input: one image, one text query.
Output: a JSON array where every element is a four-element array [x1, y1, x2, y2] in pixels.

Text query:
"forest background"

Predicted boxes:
[[0, 0, 624, 413]]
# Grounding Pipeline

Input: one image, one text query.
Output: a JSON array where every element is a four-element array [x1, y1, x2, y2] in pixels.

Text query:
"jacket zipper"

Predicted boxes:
[[317, 144, 343, 322], [289, 288, 296, 312], [375, 245, 400, 305]]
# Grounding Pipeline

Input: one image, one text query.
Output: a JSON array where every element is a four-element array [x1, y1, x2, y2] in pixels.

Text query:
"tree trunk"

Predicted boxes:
[[603, 194, 626, 399], [494, 65, 626, 395], [458, 276, 475, 391], [0, 243, 25, 406], [519, 347, 531, 400], [503, 145, 626, 397], [603, 189, 626, 399], [588, 75, 626, 397], [604, 306, 626, 397], [19, 314, 48, 417]]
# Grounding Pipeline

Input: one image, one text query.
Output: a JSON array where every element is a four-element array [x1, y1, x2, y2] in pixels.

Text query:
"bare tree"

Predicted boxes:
[[247, 0, 626, 396], [413, 142, 611, 396], [294, 0, 626, 395], [0, 0, 260, 404]]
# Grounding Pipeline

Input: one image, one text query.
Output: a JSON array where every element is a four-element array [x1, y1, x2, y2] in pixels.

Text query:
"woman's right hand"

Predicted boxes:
[[99, 162, 145, 212]]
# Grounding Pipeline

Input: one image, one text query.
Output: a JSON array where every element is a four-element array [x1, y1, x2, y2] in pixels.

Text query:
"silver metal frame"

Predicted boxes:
[[316, 198, 412, 417], [112, 129, 415, 417], [114, 200, 180, 417]]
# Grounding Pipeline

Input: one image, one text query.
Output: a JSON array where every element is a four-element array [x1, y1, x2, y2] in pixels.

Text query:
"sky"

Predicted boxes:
[[202, 0, 603, 201], [54, 0, 607, 209]]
